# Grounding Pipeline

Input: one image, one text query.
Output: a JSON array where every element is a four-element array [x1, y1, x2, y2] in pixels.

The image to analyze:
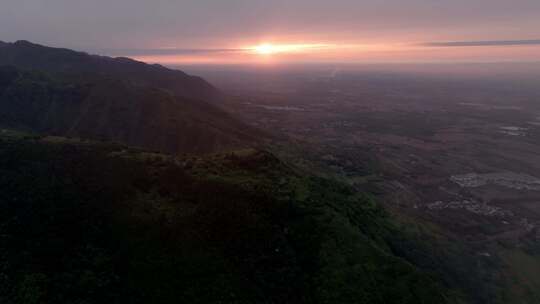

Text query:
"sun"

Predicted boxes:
[[254, 43, 277, 55], [247, 43, 331, 56]]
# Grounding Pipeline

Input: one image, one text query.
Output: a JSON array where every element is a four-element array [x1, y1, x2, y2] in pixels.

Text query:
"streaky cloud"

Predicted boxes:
[[97, 48, 245, 57], [423, 39, 540, 47]]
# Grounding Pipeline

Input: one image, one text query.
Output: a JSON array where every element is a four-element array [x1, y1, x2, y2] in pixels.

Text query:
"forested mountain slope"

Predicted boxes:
[[0, 131, 461, 304], [0, 66, 259, 154]]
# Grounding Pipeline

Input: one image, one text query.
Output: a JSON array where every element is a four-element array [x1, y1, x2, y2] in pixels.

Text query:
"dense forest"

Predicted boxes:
[[0, 131, 461, 303]]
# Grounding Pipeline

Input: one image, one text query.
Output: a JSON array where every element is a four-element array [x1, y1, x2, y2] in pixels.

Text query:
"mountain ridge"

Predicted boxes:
[[0, 40, 220, 102]]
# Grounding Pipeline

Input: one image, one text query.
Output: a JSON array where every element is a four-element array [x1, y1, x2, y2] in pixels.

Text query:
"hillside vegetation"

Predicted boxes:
[[0, 66, 259, 154], [0, 131, 460, 303]]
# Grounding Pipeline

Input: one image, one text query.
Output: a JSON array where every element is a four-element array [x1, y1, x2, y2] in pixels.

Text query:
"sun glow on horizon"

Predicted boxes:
[[124, 40, 540, 65]]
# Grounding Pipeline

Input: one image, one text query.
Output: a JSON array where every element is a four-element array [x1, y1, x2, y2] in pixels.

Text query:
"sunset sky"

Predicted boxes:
[[1, 0, 539, 64]]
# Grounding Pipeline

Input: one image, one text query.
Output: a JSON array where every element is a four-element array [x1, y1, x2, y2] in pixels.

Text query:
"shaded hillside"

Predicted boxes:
[[0, 66, 259, 154], [0, 40, 219, 102], [0, 131, 462, 304]]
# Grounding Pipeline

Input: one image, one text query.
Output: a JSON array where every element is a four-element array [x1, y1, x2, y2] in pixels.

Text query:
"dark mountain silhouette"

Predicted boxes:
[[0, 66, 259, 154], [0, 40, 220, 102]]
